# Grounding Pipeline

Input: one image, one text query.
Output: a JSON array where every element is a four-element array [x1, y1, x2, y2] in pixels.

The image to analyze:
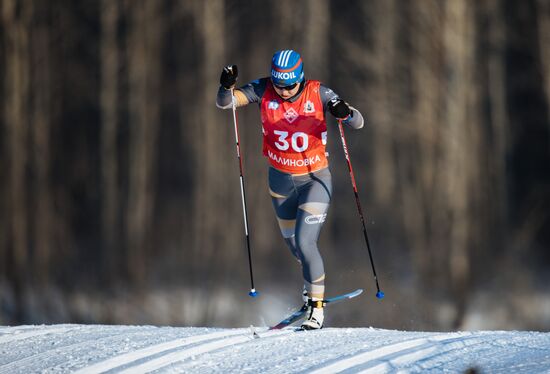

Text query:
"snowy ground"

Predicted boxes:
[[1, 324, 550, 373]]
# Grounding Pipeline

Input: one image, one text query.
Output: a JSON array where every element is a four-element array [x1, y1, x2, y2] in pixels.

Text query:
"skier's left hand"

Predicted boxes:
[[328, 97, 351, 119]]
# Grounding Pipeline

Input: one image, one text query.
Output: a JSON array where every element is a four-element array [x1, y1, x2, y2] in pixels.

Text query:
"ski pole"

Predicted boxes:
[[230, 89, 258, 298], [337, 119, 384, 299]]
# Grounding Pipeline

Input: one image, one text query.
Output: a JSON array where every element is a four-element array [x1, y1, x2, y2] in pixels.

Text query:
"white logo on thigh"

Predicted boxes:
[[305, 214, 327, 224]]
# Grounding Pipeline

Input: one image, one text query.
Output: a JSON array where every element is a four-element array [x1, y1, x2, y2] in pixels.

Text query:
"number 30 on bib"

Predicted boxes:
[[274, 130, 327, 152]]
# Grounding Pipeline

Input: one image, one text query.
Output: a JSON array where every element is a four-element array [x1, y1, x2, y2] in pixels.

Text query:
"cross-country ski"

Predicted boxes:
[[269, 289, 364, 330]]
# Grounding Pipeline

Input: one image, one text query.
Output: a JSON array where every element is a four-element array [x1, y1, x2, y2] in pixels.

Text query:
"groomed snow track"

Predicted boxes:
[[0, 325, 549, 373]]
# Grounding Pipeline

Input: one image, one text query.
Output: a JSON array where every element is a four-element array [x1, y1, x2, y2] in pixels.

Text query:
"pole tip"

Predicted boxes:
[[376, 291, 385, 299], [249, 289, 259, 298]]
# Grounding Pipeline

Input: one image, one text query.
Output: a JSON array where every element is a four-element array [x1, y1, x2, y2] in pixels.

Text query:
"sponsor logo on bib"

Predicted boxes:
[[284, 108, 299, 123], [304, 100, 315, 113]]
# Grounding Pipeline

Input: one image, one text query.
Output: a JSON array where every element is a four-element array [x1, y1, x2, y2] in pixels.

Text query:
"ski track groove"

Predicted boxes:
[[0, 328, 136, 374], [0, 325, 40, 336], [73, 328, 249, 373], [165, 328, 420, 374], [353, 335, 489, 373], [402, 337, 496, 373], [116, 328, 296, 374], [0, 325, 79, 345], [308, 332, 474, 374]]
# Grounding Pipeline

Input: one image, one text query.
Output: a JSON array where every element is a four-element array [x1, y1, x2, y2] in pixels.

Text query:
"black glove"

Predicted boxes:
[[328, 97, 351, 119], [220, 64, 238, 89]]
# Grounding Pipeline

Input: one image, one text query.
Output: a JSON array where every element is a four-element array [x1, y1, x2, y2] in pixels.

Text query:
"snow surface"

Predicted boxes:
[[0, 324, 549, 373]]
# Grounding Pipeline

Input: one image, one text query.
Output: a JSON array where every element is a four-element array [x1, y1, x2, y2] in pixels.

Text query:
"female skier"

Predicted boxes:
[[216, 49, 364, 330]]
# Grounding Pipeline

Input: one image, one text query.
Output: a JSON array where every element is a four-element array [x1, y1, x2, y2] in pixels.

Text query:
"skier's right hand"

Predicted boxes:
[[220, 65, 238, 89]]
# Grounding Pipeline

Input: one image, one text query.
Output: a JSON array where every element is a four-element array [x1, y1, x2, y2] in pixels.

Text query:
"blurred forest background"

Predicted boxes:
[[1, 0, 550, 332]]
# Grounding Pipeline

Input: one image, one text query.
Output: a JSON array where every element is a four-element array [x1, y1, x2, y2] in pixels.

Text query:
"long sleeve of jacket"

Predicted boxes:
[[319, 84, 364, 129]]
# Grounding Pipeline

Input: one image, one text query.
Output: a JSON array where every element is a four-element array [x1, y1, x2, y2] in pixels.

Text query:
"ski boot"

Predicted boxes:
[[301, 299, 324, 330]]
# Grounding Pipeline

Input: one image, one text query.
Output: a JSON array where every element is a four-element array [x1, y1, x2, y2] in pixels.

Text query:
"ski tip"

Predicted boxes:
[[347, 289, 363, 298], [376, 290, 385, 299], [249, 289, 259, 298]]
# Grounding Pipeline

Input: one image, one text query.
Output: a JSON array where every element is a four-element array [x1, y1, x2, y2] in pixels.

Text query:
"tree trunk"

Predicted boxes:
[[443, 0, 477, 329], [303, 0, 329, 79], [100, 0, 120, 284], [126, 0, 163, 286], [2, 0, 32, 322], [537, 0, 550, 150], [369, 0, 397, 205], [481, 0, 509, 267], [406, 0, 446, 289], [30, 2, 53, 284], [193, 0, 227, 322]]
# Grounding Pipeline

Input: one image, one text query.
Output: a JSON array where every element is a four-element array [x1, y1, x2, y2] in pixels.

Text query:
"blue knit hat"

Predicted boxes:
[[271, 50, 304, 87]]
